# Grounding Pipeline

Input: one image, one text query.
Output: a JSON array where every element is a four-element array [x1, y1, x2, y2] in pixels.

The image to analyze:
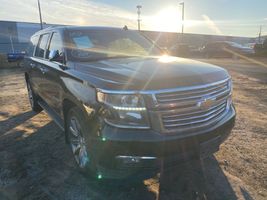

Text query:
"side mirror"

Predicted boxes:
[[48, 50, 63, 62]]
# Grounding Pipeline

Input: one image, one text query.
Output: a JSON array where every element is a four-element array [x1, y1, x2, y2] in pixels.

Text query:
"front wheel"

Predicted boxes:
[[66, 107, 97, 176]]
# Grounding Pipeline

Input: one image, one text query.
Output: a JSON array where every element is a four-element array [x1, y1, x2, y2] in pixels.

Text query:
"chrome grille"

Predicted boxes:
[[155, 79, 231, 132]]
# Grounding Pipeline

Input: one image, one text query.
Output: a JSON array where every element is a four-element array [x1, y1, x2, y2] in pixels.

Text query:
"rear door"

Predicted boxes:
[[32, 33, 51, 101], [41, 31, 66, 117], [24, 35, 39, 93]]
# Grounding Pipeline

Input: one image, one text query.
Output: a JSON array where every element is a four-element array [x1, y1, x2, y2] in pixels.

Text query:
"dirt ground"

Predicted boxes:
[[0, 58, 266, 200]]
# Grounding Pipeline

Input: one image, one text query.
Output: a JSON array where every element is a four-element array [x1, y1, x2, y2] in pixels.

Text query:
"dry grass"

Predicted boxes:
[[0, 54, 20, 69]]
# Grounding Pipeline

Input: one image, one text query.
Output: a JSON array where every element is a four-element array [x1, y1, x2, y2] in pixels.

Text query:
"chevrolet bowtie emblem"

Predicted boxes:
[[197, 97, 216, 110]]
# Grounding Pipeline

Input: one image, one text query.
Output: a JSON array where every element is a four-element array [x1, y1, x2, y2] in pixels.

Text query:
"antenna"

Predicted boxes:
[[37, 0, 43, 30]]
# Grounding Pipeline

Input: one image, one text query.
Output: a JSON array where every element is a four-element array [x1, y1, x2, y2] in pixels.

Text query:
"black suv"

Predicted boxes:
[[23, 26, 235, 179]]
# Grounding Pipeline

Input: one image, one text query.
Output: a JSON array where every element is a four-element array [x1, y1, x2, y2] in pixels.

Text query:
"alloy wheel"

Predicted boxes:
[[69, 116, 89, 168]]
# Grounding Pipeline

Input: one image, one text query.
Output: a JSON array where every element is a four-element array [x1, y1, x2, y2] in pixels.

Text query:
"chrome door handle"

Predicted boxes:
[[40, 67, 48, 74], [40, 67, 46, 74], [30, 63, 36, 68]]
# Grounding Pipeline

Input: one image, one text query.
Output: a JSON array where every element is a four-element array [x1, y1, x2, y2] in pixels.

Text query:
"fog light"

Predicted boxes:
[[116, 156, 157, 164], [125, 157, 141, 164], [97, 174, 102, 179]]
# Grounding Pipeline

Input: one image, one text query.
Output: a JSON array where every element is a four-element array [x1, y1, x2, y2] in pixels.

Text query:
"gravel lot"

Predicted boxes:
[[0, 59, 266, 200]]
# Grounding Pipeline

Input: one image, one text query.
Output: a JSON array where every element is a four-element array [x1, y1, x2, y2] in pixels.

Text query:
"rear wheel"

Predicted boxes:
[[66, 107, 97, 176], [26, 80, 42, 112]]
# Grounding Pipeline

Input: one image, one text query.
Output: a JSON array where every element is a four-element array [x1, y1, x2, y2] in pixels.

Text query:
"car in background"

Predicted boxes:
[[202, 41, 255, 58], [244, 42, 256, 49], [7, 52, 26, 62], [169, 43, 202, 58], [254, 39, 267, 56]]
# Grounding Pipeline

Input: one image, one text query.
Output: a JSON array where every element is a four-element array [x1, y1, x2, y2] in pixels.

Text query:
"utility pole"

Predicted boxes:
[[8, 27, 14, 53], [179, 2, 185, 34], [258, 25, 262, 43], [37, 0, 43, 30], [9, 35, 14, 53], [136, 5, 142, 31]]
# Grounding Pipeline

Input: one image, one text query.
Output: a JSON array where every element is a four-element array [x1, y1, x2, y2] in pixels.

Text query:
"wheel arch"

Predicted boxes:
[[62, 97, 99, 143]]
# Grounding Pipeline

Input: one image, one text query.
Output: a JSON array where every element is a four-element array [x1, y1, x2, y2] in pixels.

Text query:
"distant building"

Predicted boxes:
[[142, 31, 255, 49], [0, 20, 256, 54], [0, 20, 56, 53]]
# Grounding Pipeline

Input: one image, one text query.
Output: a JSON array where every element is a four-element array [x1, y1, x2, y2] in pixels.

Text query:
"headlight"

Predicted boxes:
[[97, 92, 150, 129]]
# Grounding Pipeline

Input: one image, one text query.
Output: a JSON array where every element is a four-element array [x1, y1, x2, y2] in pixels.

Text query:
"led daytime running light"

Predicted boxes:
[[112, 106, 146, 111]]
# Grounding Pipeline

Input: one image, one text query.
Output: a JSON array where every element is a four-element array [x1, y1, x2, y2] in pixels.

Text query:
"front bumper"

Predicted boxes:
[[90, 106, 235, 178]]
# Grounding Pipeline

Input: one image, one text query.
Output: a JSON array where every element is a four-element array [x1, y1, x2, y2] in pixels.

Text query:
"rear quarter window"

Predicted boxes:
[[35, 34, 50, 58], [26, 36, 39, 56]]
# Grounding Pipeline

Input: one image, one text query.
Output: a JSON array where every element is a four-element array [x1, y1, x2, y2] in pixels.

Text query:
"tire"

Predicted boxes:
[[66, 106, 97, 177], [26, 80, 43, 112]]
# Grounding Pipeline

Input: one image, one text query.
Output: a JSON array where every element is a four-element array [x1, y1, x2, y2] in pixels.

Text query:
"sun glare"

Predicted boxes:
[[158, 55, 178, 63], [152, 7, 181, 32]]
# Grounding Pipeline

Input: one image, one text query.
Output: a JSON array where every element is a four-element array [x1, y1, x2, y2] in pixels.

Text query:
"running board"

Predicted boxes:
[[38, 100, 65, 131]]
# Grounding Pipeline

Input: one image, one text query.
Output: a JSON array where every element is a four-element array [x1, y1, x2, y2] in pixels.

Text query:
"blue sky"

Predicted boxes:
[[0, 0, 267, 36]]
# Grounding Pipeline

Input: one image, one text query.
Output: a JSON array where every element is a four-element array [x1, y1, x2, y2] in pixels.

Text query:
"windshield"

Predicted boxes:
[[66, 29, 162, 61]]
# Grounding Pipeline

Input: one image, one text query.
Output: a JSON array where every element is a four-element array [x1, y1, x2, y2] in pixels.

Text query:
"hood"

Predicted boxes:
[[74, 56, 229, 90]]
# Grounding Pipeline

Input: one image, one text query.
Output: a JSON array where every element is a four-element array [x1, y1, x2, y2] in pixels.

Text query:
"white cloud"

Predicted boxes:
[[0, 0, 137, 28], [0, 0, 264, 36], [202, 14, 223, 35]]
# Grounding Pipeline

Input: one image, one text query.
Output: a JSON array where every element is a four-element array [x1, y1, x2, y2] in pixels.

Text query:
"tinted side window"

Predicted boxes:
[[26, 36, 39, 56], [46, 32, 63, 60], [35, 34, 50, 58]]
